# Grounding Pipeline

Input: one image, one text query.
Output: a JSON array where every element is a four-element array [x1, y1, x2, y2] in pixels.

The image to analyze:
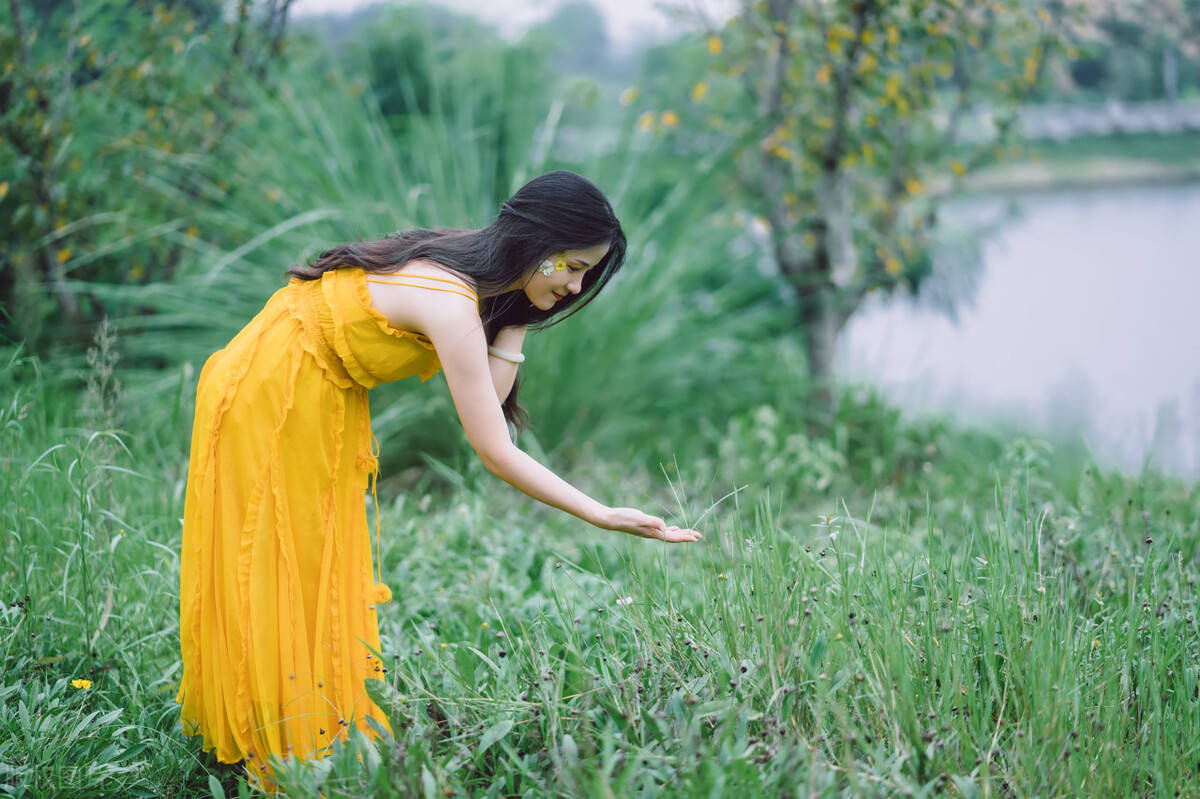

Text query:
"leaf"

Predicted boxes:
[[560, 733, 578, 767], [476, 719, 513, 758], [208, 774, 226, 799]]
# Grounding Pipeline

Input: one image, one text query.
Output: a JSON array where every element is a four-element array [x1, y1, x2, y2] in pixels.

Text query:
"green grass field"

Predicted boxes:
[[3, 342, 1197, 798]]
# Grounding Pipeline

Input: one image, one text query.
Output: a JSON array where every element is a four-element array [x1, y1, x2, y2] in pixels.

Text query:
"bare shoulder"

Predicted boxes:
[[364, 259, 480, 341], [382, 258, 477, 292]]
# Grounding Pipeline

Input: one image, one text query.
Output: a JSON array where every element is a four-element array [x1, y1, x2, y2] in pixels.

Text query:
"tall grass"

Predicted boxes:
[[3, 340, 1196, 797]]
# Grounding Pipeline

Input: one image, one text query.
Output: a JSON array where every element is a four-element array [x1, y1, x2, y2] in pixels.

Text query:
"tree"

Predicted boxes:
[[0, 0, 294, 350], [658, 0, 1063, 424]]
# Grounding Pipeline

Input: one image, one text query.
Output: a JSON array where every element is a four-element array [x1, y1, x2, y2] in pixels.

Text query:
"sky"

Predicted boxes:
[[291, 0, 738, 50]]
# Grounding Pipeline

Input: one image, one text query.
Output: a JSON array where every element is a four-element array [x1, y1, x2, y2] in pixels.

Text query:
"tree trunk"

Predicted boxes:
[[798, 286, 840, 431]]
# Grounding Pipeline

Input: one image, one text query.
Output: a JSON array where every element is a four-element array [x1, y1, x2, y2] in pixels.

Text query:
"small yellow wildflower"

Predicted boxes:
[[707, 35, 722, 55], [801, 232, 817, 248], [440, 643, 447, 650], [636, 110, 656, 132], [815, 64, 831, 85], [906, 177, 923, 195], [169, 36, 184, 56], [71, 678, 92, 690], [265, 186, 281, 204], [481, 621, 489, 629], [885, 257, 901, 275], [0, 181, 7, 200], [186, 225, 199, 238], [57, 248, 72, 264], [660, 110, 679, 127], [886, 25, 899, 46], [691, 81, 708, 102], [618, 86, 638, 106], [78, 33, 92, 47], [951, 160, 966, 177], [816, 116, 833, 130], [860, 30, 874, 45]]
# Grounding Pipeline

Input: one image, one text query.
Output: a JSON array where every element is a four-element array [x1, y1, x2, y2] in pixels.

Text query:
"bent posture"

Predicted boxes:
[[176, 170, 701, 789]]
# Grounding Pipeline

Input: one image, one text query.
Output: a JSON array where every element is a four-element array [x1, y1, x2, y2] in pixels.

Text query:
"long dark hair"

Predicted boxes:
[[287, 170, 628, 430]]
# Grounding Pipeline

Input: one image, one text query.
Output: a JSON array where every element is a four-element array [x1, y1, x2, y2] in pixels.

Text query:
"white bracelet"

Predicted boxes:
[[487, 345, 525, 364]]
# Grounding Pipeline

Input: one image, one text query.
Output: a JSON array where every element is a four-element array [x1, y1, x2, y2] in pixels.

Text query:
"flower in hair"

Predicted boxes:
[[538, 254, 568, 276]]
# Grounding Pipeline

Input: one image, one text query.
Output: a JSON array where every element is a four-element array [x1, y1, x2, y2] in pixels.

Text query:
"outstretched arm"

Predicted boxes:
[[410, 293, 701, 543], [487, 325, 526, 404]]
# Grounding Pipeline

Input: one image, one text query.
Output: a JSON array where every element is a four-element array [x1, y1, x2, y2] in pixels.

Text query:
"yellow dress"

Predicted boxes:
[[176, 266, 477, 788]]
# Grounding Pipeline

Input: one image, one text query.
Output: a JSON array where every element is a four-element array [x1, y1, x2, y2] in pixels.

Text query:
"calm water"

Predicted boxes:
[[839, 181, 1200, 479]]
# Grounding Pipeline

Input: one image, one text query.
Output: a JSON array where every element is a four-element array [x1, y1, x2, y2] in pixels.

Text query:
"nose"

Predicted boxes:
[[567, 276, 583, 294]]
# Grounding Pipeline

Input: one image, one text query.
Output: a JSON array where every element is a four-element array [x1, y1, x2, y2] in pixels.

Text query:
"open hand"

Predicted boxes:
[[599, 507, 703, 543]]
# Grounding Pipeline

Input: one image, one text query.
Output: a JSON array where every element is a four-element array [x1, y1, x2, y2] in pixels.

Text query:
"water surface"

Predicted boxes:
[[839, 181, 1200, 479]]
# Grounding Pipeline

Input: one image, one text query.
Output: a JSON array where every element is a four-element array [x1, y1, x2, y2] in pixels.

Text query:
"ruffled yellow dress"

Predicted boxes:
[[176, 266, 477, 789]]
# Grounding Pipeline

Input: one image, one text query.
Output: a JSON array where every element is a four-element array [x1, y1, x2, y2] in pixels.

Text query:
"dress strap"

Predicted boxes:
[[365, 273, 478, 305]]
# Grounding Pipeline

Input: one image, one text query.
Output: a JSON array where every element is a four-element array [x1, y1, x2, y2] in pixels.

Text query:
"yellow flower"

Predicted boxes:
[[618, 86, 638, 106], [801, 232, 817, 248], [660, 110, 679, 127], [707, 35, 722, 55], [815, 64, 831, 85], [885, 74, 901, 100], [78, 33, 92, 47], [440, 643, 447, 650], [57, 247, 72, 264], [481, 621, 489, 628], [906, 177, 923, 195], [816, 116, 833, 130], [951, 160, 966, 176], [71, 678, 92, 690], [691, 81, 708, 102], [886, 25, 899, 46], [186, 225, 199, 238], [0, 181, 7, 200], [860, 30, 874, 45], [884, 257, 901, 275], [265, 186, 281, 204], [636, 110, 656, 132]]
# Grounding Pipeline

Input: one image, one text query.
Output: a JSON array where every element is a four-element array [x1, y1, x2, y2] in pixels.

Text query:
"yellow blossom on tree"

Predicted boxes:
[[861, 30, 874, 45], [857, 54, 877, 74], [660, 110, 679, 127], [885, 74, 901, 100], [885, 257, 902, 275], [57, 248, 72, 264], [619, 86, 638, 106], [802, 232, 818, 248], [636, 111, 656, 132], [0, 181, 7, 200], [769, 145, 795, 162], [906, 177, 923, 196], [78, 33, 92, 47], [707, 35, 723, 55], [815, 64, 831, 84], [886, 25, 899, 46], [951, 160, 966, 176], [186, 225, 199, 238], [691, 81, 708, 102], [71, 679, 92, 690]]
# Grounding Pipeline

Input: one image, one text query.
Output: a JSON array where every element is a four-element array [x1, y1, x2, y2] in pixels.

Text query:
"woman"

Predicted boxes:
[[176, 170, 702, 789]]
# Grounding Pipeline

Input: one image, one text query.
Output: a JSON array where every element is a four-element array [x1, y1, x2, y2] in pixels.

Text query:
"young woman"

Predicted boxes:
[[176, 170, 702, 789]]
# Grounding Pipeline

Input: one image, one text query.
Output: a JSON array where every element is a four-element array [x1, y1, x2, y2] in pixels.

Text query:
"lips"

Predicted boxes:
[[552, 291, 566, 300]]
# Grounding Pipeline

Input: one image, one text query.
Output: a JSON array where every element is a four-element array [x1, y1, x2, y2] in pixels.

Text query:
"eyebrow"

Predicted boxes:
[[569, 258, 596, 268]]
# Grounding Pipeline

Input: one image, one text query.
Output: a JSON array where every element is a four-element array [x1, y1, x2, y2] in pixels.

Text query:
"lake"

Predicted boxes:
[[838, 180, 1200, 479]]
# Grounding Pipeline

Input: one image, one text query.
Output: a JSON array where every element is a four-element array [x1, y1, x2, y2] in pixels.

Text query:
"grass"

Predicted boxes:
[[2, 337, 1197, 798]]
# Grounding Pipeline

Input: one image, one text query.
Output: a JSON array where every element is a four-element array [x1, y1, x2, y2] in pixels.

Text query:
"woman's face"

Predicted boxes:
[[523, 241, 611, 310]]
